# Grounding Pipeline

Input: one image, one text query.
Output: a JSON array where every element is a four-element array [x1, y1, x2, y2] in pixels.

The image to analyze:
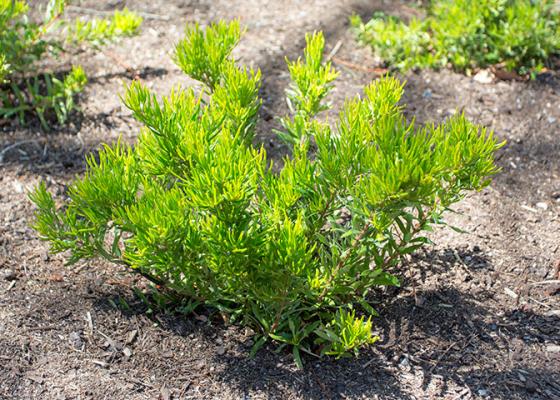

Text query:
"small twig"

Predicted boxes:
[[179, 381, 192, 398], [428, 340, 458, 374], [102, 50, 142, 81], [452, 387, 472, 400], [520, 205, 538, 213], [28, 325, 58, 331], [530, 280, 560, 285], [318, 222, 371, 301], [85, 311, 94, 335], [270, 296, 289, 333], [452, 249, 472, 276], [125, 377, 154, 388], [5, 281, 16, 292], [527, 296, 551, 309], [362, 357, 376, 369], [326, 40, 343, 62], [332, 57, 388, 74], [405, 256, 419, 305], [0, 140, 40, 163], [96, 330, 111, 341], [67, 5, 170, 21], [504, 287, 519, 299], [32, 9, 64, 44], [306, 191, 336, 240], [91, 359, 109, 368]]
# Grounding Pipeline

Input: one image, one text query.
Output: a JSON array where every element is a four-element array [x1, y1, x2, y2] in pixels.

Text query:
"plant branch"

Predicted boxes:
[[306, 190, 336, 240], [319, 222, 371, 301]]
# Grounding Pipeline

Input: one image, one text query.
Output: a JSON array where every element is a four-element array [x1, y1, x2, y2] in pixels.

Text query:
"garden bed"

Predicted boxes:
[[0, 1, 559, 399]]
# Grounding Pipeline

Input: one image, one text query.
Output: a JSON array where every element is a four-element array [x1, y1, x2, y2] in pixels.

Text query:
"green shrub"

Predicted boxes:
[[352, 0, 560, 75], [30, 20, 503, 366], [0, 0, 142, 128]]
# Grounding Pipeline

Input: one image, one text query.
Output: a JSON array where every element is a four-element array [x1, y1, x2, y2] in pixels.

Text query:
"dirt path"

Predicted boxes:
[[1, 1, 559, 399]]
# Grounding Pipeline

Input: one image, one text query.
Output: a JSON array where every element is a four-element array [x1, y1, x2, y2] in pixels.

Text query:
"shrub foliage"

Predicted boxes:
[[352, 0, 560, 75], [31, 20, 503, 366], [0, 0, 142, 128]]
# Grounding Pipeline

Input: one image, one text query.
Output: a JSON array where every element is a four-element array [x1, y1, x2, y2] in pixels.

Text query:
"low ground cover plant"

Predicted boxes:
[[31, 20, 503, 366], [0, 0, 142, 128], [352, 0, 560, 76]]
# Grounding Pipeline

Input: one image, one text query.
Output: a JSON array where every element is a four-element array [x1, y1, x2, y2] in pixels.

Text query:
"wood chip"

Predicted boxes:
[[546, 344, 560, 353], [91, 360, 108, 368], [5, 281, 15, 291], [520, 205, 538, 213], [125, 329, 138, 345], [85, 312, 93, 334], [123, 347, 133, 358], [504, 287, 518, 299]]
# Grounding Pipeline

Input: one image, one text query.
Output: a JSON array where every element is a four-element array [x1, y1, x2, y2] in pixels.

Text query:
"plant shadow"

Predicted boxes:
[[56, 246, 556, 399]]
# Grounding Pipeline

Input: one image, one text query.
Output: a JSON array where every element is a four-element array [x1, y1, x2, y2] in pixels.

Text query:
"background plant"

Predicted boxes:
[[0, 0, 142, 128], [352, 0, 560, 75], [31, 19, 503, 366]]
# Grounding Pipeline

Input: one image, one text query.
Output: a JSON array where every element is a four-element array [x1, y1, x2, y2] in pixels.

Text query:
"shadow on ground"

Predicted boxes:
[[14, 247, 550, 400]]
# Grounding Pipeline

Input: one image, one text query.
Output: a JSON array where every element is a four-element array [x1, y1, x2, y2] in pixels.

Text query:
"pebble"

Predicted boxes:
[[398, 355, 411, 371], [422, 89, 432, 99], [536, 202, 548, 210], [525, 380, 537, 393], [69, 332, 83, 350], [477, 388, 489, 397], [2, 269, 17, 281], [473, 70, 494, 84], [13, 181, 24, 194]]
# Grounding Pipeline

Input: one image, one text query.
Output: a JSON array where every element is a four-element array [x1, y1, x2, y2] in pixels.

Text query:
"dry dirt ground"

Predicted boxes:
[[1, 1, 559, 399]]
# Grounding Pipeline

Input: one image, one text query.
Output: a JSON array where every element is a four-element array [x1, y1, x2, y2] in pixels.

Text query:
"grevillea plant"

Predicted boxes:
[[0, 0, 142, 128], [352, 0, 560, 76], [31, 20, 503, 366]]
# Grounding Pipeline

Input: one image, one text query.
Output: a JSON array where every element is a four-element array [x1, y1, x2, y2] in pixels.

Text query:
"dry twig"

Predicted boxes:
[[332, 57, 388, 74]]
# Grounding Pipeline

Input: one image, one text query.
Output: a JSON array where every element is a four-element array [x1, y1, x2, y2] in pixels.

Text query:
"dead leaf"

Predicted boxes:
[[491, 67, 526, 81]]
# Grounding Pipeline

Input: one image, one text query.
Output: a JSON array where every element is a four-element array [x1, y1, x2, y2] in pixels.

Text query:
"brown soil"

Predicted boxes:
[[1, 1, 559, 399]]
